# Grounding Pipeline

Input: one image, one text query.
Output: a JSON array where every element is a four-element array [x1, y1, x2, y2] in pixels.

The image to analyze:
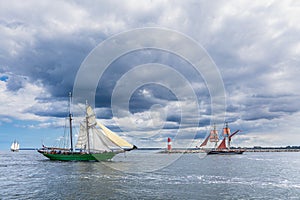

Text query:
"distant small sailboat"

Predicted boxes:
[[10, 140, 19, 152], [200, 122, 245, 155], [38, 93, 137, 161]]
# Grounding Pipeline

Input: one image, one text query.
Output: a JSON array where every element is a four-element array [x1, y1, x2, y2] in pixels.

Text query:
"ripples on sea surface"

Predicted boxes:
[[0, 150, 299, 200]]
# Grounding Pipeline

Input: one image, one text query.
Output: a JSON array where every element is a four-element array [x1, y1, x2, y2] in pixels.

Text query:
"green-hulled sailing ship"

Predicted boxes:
[[38, 93, 137, 161]]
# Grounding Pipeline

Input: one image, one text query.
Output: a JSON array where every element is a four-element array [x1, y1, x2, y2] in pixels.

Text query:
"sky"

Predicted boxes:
[[0, 0, 300, 150]]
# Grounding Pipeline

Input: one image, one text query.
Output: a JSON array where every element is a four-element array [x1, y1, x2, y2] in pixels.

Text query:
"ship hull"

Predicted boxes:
[[91, 152, 116, 161], [37, 150, 116, 161], [206, 149, 245, 155]]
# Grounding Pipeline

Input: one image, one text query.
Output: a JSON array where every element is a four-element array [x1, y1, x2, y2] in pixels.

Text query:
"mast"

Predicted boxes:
[[223, 122, 230, 149], [209, 123, 219, 148], [69, 92, 74, 152], [86, 101, 91, 153]]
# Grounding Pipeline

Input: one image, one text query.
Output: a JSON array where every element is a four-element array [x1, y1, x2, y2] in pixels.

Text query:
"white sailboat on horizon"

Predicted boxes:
[[11, 140, 19, 152]]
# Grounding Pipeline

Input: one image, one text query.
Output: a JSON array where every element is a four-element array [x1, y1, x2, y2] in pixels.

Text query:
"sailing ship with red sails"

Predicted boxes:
[[199, 122, 245, 155]]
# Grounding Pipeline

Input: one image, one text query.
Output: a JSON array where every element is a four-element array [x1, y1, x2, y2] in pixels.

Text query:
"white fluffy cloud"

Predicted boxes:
[[0, 73, 46, 122]]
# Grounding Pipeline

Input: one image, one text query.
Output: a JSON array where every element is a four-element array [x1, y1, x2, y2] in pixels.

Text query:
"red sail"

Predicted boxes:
[[223, 127, 230, 136], [229, 130, 240, 141], [209, 130, 219, 142], [200, 135, 209, 147], [223, 122, 231, 136], [217, 138, 227, 149]]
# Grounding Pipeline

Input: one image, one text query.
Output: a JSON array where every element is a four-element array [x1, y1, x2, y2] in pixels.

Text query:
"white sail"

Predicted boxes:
[[97, 122, 134, 149], [75, 122, 113, 152], [89, 127, 116, 152], [10, 141, 19, 151], [75, 105, 134, 152], [75, 124, 88, 149], [86, 105, 134, 149]]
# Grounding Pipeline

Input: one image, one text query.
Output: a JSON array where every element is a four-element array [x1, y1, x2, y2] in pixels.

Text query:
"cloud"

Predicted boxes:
[[0, 72, 71, 128], [1, 0, 300, 147], [0, 72, 48, 121]]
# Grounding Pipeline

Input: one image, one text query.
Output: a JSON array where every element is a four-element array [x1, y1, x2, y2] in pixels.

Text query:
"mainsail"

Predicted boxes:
[[97, 122, 134, 149], [76, 105, 134, 152]]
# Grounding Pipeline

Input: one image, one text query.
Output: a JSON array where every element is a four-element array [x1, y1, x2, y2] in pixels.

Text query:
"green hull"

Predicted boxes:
[[91, 152, 116, 161], [38, 150, 116, 161]]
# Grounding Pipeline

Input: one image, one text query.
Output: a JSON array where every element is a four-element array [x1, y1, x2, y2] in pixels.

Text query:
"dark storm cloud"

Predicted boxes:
[[4, 31, 104, 97], [1, 0, 300, 146], [95, 49, 207, 111], [129, 84, 178, 113], [0, 1, 112, 99]]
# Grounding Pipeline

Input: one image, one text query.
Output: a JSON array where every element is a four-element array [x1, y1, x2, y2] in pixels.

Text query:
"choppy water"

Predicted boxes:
[[0, 150, 299, 200]]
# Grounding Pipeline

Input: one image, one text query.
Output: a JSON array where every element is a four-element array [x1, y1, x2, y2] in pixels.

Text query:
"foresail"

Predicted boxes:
[[217, 138, 227, 149], [200, 135, 209, 147], [97, 122, 134, 149]]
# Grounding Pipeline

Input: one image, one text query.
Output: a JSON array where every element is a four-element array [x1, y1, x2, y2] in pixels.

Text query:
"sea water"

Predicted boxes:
[[0, 150, 299, 200]]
